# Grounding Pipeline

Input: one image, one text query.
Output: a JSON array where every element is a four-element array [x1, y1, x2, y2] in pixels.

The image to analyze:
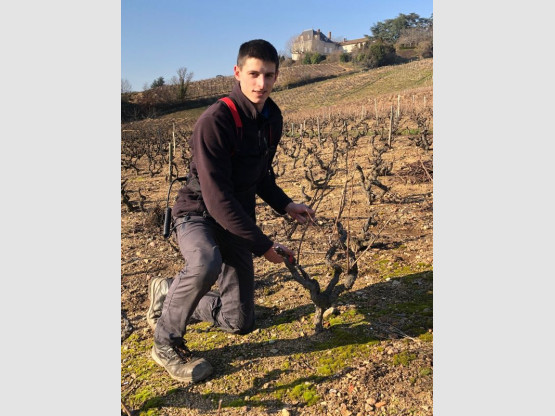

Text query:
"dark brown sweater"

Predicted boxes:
[[172, 82, 292, 256]]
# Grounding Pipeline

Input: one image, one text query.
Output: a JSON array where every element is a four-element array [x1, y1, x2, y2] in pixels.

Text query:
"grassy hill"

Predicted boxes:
[[155, 58, 432, 122], [123, 59, 432, 123]]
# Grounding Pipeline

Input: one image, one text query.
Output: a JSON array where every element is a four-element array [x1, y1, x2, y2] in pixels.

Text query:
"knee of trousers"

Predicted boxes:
[[225, 313, 255, 335], [186, 251, 222, 290]]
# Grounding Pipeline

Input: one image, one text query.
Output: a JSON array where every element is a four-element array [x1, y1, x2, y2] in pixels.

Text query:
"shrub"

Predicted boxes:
[[302, 52, 325, 65], [339, 53, 351, 63], [355, 41, 397, 69], [418, 40, 433, 58]]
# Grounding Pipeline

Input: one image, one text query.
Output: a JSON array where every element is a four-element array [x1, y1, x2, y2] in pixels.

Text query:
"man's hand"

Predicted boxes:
[[264, 243, 295, 264], [285, 202, 316, 225]]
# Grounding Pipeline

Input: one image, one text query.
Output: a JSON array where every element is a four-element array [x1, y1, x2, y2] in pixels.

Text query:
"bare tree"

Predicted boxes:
[[285, 35, 299, 57], [121, 78, 132, 94], [174, 67, 194, 101]]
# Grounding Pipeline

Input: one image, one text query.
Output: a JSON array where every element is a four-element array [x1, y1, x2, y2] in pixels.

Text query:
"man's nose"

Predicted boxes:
[[256, 74, 266, 89]]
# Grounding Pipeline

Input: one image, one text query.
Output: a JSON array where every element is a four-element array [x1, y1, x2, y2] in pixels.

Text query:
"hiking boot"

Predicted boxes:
[[146, 277, 173, 330], [151, 341, 213, 383]]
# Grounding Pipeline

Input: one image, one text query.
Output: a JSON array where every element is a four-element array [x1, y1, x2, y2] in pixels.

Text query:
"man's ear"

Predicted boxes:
[[233, 65, 241, 81], [274, 69, 279, 81]]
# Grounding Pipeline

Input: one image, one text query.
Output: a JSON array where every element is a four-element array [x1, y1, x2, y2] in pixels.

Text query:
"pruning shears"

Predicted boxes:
[[274, 246, 296, 265]]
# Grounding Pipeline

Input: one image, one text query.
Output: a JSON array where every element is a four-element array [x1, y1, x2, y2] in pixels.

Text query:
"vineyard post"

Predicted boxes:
[[173, 123, 176, 154], [317, 117, 321, 142], [388, 105, 393, 148], [397, 94, 401, 119], [374, 98, 378, 125], [172, 122, 176, 173], [168, 123, 175, 182]]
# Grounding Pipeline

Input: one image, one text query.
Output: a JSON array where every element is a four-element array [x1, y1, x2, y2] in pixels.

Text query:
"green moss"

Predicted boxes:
[[273, 376, 325, 405], [375, 259, 390, 267], [232, 398, 265, 408], [373, 260, 432, 280], [187, 329, 228, 350], [143, 397, 163, 410], [316, 343, 356, 376], [418, 332, 433, 342], [138, 409, 161, 416], [401, 128, 421, 135], [419, 367, 432, 377], [281, 360, 291, 370], [225, 398, 246, 407], [289, 382, 320, 406], [121, 334, 167, 409], [392, 351, 416, 366], [328, 308, 360, 326], [273, 386, 286, 401]]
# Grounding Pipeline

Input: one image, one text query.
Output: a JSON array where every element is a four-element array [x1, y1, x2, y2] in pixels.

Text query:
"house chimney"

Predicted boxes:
[[328, 31, 332, 39]]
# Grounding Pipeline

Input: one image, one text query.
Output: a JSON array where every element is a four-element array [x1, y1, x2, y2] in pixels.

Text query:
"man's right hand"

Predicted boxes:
[[264, 243, 295, 264]]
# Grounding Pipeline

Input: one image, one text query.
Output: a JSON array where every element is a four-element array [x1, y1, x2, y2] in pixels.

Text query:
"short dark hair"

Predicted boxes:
[[237, 39, 279, 72]]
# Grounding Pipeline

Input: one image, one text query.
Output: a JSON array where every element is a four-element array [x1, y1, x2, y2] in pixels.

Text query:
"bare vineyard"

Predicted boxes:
[[185, 63, 352, 100], [121, 95, 433, 329]]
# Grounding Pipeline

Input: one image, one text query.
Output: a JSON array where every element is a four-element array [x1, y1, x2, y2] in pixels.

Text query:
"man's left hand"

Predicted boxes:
[[285, 202, 316, 225]]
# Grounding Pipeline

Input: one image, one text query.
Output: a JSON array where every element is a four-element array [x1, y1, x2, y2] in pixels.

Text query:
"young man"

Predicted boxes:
[[150, 39, 315, 383]]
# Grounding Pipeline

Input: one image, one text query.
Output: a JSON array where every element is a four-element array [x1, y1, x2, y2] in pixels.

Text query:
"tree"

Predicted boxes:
[[150, 76, 165, 89], [121, 78, 132, 94], [370, 13, 432, 44], [355, 40, 396, 69], [286, 34, 299, 57], [173, 67, 193, 101]]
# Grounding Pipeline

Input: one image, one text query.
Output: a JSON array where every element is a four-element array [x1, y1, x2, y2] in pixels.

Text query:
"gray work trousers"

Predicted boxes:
[[154, 215, 256, 346]]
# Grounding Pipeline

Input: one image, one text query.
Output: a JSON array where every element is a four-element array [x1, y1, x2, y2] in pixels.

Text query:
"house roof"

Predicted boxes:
[[338, 37, 368, 46], [298, 29, 334, 43]]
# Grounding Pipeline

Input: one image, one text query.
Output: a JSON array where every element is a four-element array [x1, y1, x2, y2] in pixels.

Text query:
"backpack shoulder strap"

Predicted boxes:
[[219, 97, 242, 137]]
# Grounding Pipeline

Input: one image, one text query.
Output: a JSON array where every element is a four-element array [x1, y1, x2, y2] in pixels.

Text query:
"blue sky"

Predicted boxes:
[[122, 0, 433, 92]]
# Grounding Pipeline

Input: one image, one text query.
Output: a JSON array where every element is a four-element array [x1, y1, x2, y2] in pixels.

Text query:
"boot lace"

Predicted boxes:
[[173, 343, 193, 362]]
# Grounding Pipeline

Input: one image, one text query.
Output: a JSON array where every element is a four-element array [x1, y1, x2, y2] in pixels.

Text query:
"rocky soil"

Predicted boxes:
[[121, 83, 433, 416]]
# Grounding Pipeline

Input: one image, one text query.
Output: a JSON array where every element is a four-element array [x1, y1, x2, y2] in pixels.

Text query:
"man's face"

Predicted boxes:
[[234, 57, 278, 112]]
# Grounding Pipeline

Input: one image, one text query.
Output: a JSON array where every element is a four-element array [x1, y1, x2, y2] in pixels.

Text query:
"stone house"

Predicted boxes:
[[338, 37, 368, 53], [291, 28, 369, 60]]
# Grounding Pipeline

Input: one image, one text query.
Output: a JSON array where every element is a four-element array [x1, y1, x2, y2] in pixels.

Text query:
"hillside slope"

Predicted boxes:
[[157, 58, 432, 122], [272, 59, 432, 114]]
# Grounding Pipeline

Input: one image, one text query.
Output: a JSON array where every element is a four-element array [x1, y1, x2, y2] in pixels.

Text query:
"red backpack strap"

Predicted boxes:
[[219, 97, 242, 137]]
